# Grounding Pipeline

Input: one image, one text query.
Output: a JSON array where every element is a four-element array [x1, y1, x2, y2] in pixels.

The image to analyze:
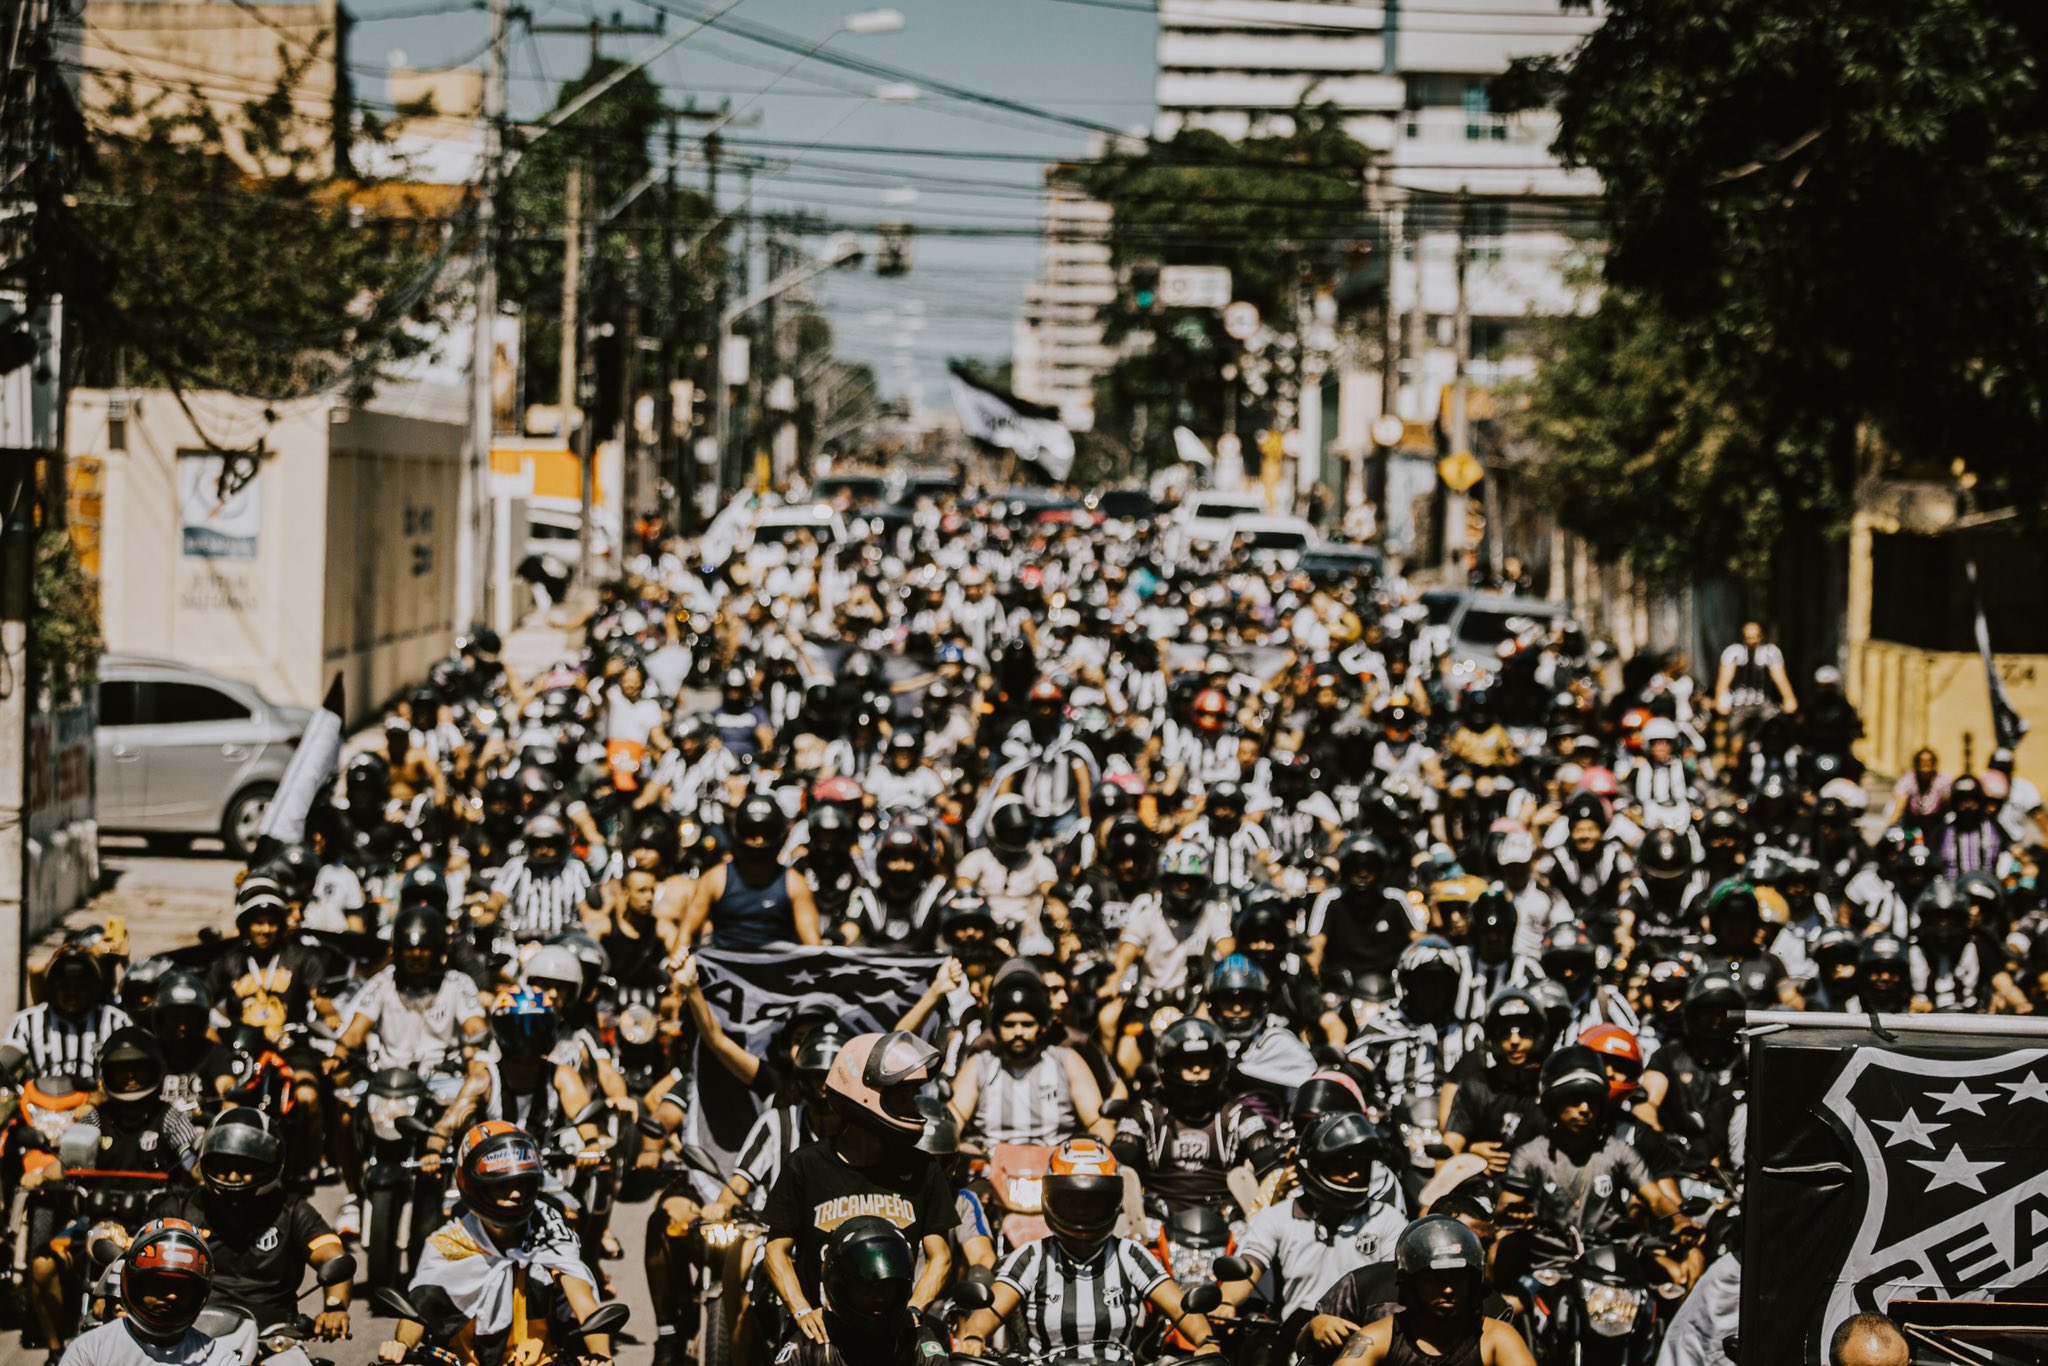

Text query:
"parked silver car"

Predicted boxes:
[[95, 655, 311, 858]]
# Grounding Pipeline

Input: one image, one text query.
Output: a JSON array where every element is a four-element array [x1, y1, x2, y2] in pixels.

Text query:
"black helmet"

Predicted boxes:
[[1468, 888, 1515, 941], [42, 942, 108, 1010], [1860, 932, 1909, 973], [1812, 926, 1861, 972], [810, 802, 858, 855], [1683, 969, 1745, 1044], [1959, 871, 2005, 922], [988, 796, 1034, 855], [392, 903, 448, 956], [150, 970, 212, 1039], [1639, 828, 1693, 881], [987, 965, 1054, 1027], [399, 865, 448, 913], [1393, 1215, 1484, 1313], [1206, 781, 1245, 825], [1539, 1044, 1611, 1118], [794, 1022, 849, 1090], [1339, 833, 1388, 884], [1290, 1069, 1367, 1136], [822, 1216, 914, 1327], [1155, 1015, 1228, 1119], [121, 1218, 214, 1342], [1914, 878, 1967, 936], [1539, 923, 1597, 980], [1207, 953, 1270, 1040], [1396, 936, 1461, 1002], [199, 1107, 285, 1201], [1526, 977, 1574, 1040], [1297, 1111, 1387, 1218], [1482, 987, 1555, 1062], [523, 814, 568, 866], [98, 1025, 166, 1105], [733, 794, 788, 849]]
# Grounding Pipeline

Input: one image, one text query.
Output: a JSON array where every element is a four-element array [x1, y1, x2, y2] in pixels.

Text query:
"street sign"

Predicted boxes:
[[1439, 450, 1483, 492], [1223, 300, 1260, 341], [1371, 415, 1405, 447], [1159, 265, 1233, 310]]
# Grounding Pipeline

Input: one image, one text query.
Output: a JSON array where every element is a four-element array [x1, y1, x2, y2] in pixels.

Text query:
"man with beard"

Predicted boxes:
[[857, 822, 949, 950], [947, 965, 1111, 1145], [149, 1109, 351, 1351]]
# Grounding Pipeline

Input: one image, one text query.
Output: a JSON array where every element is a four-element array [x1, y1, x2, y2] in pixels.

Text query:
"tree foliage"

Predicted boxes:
[[1071, 113, 1375, 473], [66, 47, 462, 403], [1513, 0, 2048, 578]]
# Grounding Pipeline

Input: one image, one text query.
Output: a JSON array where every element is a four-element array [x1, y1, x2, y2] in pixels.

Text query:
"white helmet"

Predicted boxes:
[[1640, 717, 1681, 744]]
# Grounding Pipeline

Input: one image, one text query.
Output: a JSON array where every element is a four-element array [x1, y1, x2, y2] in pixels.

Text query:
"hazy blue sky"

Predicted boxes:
[[353, 0, 1158, 410]]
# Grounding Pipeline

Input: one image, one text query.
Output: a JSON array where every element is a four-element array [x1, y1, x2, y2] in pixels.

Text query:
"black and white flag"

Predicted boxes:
[[684, 946, 942, 1169], [1966, 558, 2029, 750], [948, 365, 1075, 483], [1745, 1014, 2048, 1362]]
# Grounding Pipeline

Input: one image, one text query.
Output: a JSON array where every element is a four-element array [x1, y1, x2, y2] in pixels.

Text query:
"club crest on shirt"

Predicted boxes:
[[256, 1227, 281, 1252], [1593, 1173, 1614, 1199]]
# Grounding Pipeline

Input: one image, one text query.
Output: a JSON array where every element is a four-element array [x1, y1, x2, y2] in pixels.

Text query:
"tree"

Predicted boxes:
[[1509, 0, 2048, 578], [64, 47, 461, 405], [1072, 113, 1376, 474]]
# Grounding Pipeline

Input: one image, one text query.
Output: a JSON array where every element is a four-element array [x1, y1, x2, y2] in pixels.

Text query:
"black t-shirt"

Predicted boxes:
[[150, 1189, 335, 1324], [762, 1140, 954, 1300], [206, 942, 327, 1037], [773, 1311, 948, 1366], [1311, 1263, 1513, 1349], [1445, 1059, 1543, 1152]]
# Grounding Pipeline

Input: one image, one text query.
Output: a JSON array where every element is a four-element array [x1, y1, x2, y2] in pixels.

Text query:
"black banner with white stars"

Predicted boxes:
[[1743, 1015, 2048, 1363]]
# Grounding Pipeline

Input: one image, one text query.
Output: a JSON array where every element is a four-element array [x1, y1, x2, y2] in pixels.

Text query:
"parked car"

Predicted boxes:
[[1173, 491, 1268, 557], [1226, 514, 1320, 569], [95, 655, 312, 858], [1087, 487, 1158, 526], [750, 503, 850, 549], [1425, 590, 1571, 681], [812, 472, 890, 507], [895, 467, 964, 504], [1297, 543, 1385, 588]]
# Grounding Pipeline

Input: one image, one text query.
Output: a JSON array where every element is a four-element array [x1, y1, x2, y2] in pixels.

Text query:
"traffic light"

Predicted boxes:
[[1128, 260, 1160, 312]]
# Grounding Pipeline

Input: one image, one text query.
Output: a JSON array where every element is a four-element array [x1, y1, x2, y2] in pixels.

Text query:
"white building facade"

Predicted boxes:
[[1012, 174, 1119, 432]]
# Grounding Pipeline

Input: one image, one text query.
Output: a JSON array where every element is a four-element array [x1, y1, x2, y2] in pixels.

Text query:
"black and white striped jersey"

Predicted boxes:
[[2, 1002, 132, 1077], [495, 855, 596, 942], [993, 1237, 1168, 1359]]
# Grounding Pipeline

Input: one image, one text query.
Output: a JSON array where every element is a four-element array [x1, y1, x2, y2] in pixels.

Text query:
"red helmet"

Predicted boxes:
[[1192, 688, 1230, 733], [812, 776, 866, 808], [1577, 766, 1620, 799], [123, 1217, 213, 1341], [456, 1120, 544, 1228], [1578, 1023, 1644, 1099], [1028, 676, 1066, 705]]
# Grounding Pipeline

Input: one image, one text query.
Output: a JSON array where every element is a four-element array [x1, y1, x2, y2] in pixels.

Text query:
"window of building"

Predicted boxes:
[[1463, 81, 1506, 140], [153, 683, 252, 726]]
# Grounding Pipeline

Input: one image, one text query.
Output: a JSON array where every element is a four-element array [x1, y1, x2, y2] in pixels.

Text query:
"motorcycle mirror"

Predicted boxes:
[[636, 1114, 667, 1142], [570, 1099, 610, 1128], [1212, 1255, 1253, 1284], [1182, 1283, 1222, 1316], [1423, 1143, 1454, 1161], [961, 1264, 996, 1289], [680, 1145, 724, 1181], [318, 1253, 357, 1287], [1680, 1196, 1714, 1218], [577, 1303, 631, 1338], [396, 1116, 437, 1141], [371, 1286, 422, 1321], [1099, 1097, 1134, 1121], [89, 1236, 125, 1268], [951, 1281, 993, 1312]]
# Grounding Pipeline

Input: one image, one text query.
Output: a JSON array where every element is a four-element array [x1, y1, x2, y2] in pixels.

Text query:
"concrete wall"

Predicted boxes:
[[26, 696, 98, 944], [324, 407, 462, 718], [1853, 640, 2048, 781], [78, 388, 335, 707], [71, 388, 462, 720]]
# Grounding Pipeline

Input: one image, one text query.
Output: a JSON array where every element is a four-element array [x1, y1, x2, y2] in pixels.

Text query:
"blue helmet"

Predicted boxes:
[[489, 984, 558, 1058]]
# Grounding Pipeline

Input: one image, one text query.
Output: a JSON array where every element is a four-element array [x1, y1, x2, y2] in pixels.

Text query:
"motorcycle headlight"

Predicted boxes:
[[1531, 1267, 1569, 1288], [1582, 1283, 1642, 1338], [1006, 1174, 1043, 1214], [702, 1220, 739, 1250], [367, 1093, 420, 1143], [620, 1004, 659, 1047], [28, 1104, 74, 1141], [1168, 1242, 1221, 1284]]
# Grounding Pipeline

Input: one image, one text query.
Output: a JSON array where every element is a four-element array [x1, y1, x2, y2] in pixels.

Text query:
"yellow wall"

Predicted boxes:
[[491, 442, 605, 504], [1852, 638, 2048, 779]]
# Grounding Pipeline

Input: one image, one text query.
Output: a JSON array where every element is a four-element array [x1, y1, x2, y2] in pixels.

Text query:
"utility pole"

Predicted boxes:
[[560, 155, 583, 577], [1445, 191, 1472, 580], [457, 0, 508, 634], [656, 112, 682, 534], [704, 132, 725, 512], [618, 239, 641, 549]]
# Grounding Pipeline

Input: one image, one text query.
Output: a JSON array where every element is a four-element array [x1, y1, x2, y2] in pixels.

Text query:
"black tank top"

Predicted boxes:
[[710, 860, 796, 949], [603, 916, 669, 993], [1387, 1312, 1482, 1366]]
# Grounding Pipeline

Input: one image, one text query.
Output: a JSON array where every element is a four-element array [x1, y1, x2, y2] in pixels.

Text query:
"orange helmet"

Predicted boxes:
[[1044, 1137, 1123, 1253], [1578, 1023, 1644, 1099], [456, 1120, 543, 1227], [1193, 688, 1230, 733], [123, 1218, 213, 1341]]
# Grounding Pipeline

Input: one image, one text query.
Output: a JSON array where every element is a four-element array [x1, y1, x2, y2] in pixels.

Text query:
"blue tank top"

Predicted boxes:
[[710, 860, 796, 949]]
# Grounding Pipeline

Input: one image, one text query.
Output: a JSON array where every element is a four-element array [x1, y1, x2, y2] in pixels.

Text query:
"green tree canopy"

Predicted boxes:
[[1512, 0, 2048, 578]]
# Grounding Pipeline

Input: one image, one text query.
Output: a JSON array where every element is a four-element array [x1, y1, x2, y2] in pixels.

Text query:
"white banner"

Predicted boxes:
[[949, 372, 1075, 483]]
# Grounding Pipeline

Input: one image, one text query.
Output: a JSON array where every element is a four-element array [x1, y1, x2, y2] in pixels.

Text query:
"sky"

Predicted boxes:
[[351, 0, 1159, 412]]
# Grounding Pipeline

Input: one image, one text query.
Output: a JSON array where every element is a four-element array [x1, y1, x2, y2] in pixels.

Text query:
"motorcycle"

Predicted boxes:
[[356, 1067, 450, 1290], [978, 1142, 1055, 1253], [192, 1252, 359, 1366], [1509, 1224, 1671, 1366], [373, 1280, 629, 1366]]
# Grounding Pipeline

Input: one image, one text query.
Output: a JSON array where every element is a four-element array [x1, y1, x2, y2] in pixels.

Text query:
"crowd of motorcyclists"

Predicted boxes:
[[7, 471, 2047, 1366]]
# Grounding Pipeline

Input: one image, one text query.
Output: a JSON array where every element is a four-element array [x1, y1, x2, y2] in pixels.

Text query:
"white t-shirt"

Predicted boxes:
[[345, 965, 484, 1073], [1119, 898, 1232, 994], [957, 847, 1057, 937], [1718, 642, 1784, 706], [1999, 774, 2044, 843], [1237, 1196, 1410, 1319], [61, 1321, 240, 1366]]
